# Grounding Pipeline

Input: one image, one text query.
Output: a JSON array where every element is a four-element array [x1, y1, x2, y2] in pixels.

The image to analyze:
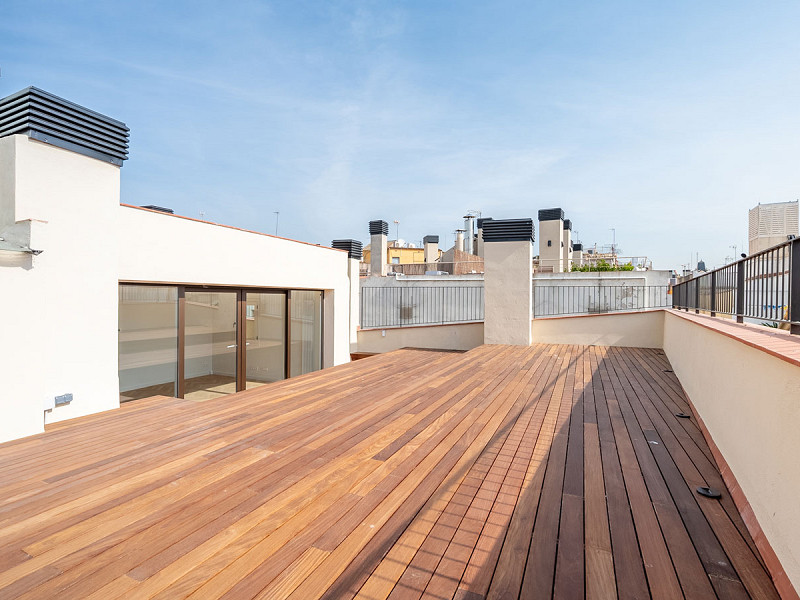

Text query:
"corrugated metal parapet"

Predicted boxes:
[[537, 208, 564, 222], [332, 239, 363, 259], [573, 242, 583, 251], [563, 219, 572, 230], [368, 220, 388, 236], [476, 217, 492, 229], [482, 218, 535, 243], [0, 87, 130, 166], [422, 235, 439, 244]]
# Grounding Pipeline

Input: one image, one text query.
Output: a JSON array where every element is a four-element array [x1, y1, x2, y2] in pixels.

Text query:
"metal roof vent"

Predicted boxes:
[[482, 218, 535, 243], [141, 205, 174, 214], [0, 87, 130, 166], [537, 208, 564, 222], [369, 220, 389, 236], [331, 239, 363, 259]]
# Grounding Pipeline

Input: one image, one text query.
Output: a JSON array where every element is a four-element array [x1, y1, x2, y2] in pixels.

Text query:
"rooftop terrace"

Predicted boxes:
[[0, 343, 779, 599]]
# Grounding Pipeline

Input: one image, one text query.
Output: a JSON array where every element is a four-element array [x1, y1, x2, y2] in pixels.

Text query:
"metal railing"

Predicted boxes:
[[532, 285, 671, 317], [672, 237, 799, 334], [360, 261, 485, 276], [360, 285, 484, 328], [387, 261, 484, 275]]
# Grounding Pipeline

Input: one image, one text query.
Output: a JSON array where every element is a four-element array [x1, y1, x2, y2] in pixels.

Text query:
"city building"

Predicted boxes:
[[749, 200, 799, 254], [362, 239, 433, 267]]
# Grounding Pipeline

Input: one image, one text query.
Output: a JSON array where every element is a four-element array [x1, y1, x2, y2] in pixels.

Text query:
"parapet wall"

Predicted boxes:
[[663, 311, 800, 599]]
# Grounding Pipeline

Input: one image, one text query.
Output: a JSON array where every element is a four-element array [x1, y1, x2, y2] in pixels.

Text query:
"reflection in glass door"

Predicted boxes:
[[245, 292, 286, 389], [184, 290, 238, 401], [290, 290, 323, 377]]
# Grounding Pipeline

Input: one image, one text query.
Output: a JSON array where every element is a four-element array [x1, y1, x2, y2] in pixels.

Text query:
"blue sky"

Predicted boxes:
[[2, 1, 800, 270]]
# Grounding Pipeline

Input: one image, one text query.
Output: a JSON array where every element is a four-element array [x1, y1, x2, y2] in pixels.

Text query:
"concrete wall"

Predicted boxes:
[[484, 240, 532, 345], [531, 310, 665, 348], [663, 312, 800, 594], [538, 219, 563, 272], [357, 322, 484, 353], [0, 135, 121, 442]]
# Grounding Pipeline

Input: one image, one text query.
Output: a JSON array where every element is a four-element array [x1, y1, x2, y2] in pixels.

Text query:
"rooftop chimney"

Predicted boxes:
[[482, 219, 534, 345], [537, 208, 564, 272], [0, 87, 130, 166], [476, 217, 492, 258], [423, 235, 439, 263], [368, 220, 388, 276], [455, 229, 465, 252]]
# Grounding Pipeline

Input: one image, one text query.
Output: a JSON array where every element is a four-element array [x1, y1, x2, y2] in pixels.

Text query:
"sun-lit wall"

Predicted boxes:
[[0, 134, 121, 442], [0, 132, 353, 443]]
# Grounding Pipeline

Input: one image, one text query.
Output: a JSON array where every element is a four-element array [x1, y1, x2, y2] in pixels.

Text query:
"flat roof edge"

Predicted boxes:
[[119, 204, 347, 254]]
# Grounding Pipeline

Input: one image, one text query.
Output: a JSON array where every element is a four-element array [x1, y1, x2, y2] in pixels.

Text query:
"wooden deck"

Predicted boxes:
[[0, 344, 780, 599]]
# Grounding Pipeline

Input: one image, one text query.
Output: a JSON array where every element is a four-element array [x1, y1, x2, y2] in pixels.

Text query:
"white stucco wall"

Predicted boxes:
[[0, 135, 121, 442], [531, 310, 665, 348], [357, 322, 484, 353], [484, 240, 532, 345], [117, 205, 351, 369], [0, 133, 353, 444], [663, 312, 800, 592], [538, 219, 563, 272]]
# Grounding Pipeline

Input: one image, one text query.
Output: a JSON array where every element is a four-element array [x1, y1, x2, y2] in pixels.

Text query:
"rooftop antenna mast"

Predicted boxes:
[[273, 211, 279, 236]]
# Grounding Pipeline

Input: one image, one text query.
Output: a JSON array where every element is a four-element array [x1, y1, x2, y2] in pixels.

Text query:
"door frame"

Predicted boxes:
[[119, 282, 324, 400]]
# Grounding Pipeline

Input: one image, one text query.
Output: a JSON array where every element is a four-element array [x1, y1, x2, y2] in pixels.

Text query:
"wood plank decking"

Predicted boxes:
[[0, 344, 780, 599]]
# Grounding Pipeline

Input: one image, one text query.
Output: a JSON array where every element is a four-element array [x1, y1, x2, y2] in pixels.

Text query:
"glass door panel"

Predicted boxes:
[[184, 290, 238, 401], [290, 290, 323, 377], [245, 292, 286, 389], [118, 285, 178, 402]]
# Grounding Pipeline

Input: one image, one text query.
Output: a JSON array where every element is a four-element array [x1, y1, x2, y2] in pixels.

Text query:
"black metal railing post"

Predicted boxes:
[[735, 262, 745, 324], [710, 271, 716, 317], [790, 238, 800, 335], [694, 279, 700, 314]]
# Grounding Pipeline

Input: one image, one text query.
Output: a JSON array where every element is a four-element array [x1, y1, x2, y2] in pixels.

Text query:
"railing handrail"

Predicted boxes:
[[531, 284, 671, 318], [683, 237, 795, 281], [672, 237, 798, 334]]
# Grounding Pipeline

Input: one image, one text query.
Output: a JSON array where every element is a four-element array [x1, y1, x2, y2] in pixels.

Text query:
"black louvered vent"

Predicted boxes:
[[141, 205, 174, 214], [482, 218, 534, 243], [423, 235, 439, 244], [537, 208, 564, 222], [0, 87, 129, 166], [563, 219, 572, 230], [573, 243, 583, 251], [331, 239, 363, 259], [476, 217, 492, 229], [368, 220, 389, 236]]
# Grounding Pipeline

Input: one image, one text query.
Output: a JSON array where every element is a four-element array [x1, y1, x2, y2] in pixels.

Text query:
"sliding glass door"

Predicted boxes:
[[245, 292, 286, 389], [118, 285, 178, 401], [118, 284, 323, 402], [290, 290, 323, 377], [184, 290, 238, 401]]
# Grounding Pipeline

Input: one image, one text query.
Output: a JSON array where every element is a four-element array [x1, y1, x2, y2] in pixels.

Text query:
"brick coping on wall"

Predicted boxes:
[[666, 309, 800, 368], [668, 310, 800, 599]]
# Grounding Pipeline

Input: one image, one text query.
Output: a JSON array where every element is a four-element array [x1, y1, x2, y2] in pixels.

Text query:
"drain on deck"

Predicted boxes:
[[696, 486, 722, 499]]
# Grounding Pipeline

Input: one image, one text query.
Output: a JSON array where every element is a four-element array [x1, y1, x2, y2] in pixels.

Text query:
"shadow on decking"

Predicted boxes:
[[323, 345, 776, 600]]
